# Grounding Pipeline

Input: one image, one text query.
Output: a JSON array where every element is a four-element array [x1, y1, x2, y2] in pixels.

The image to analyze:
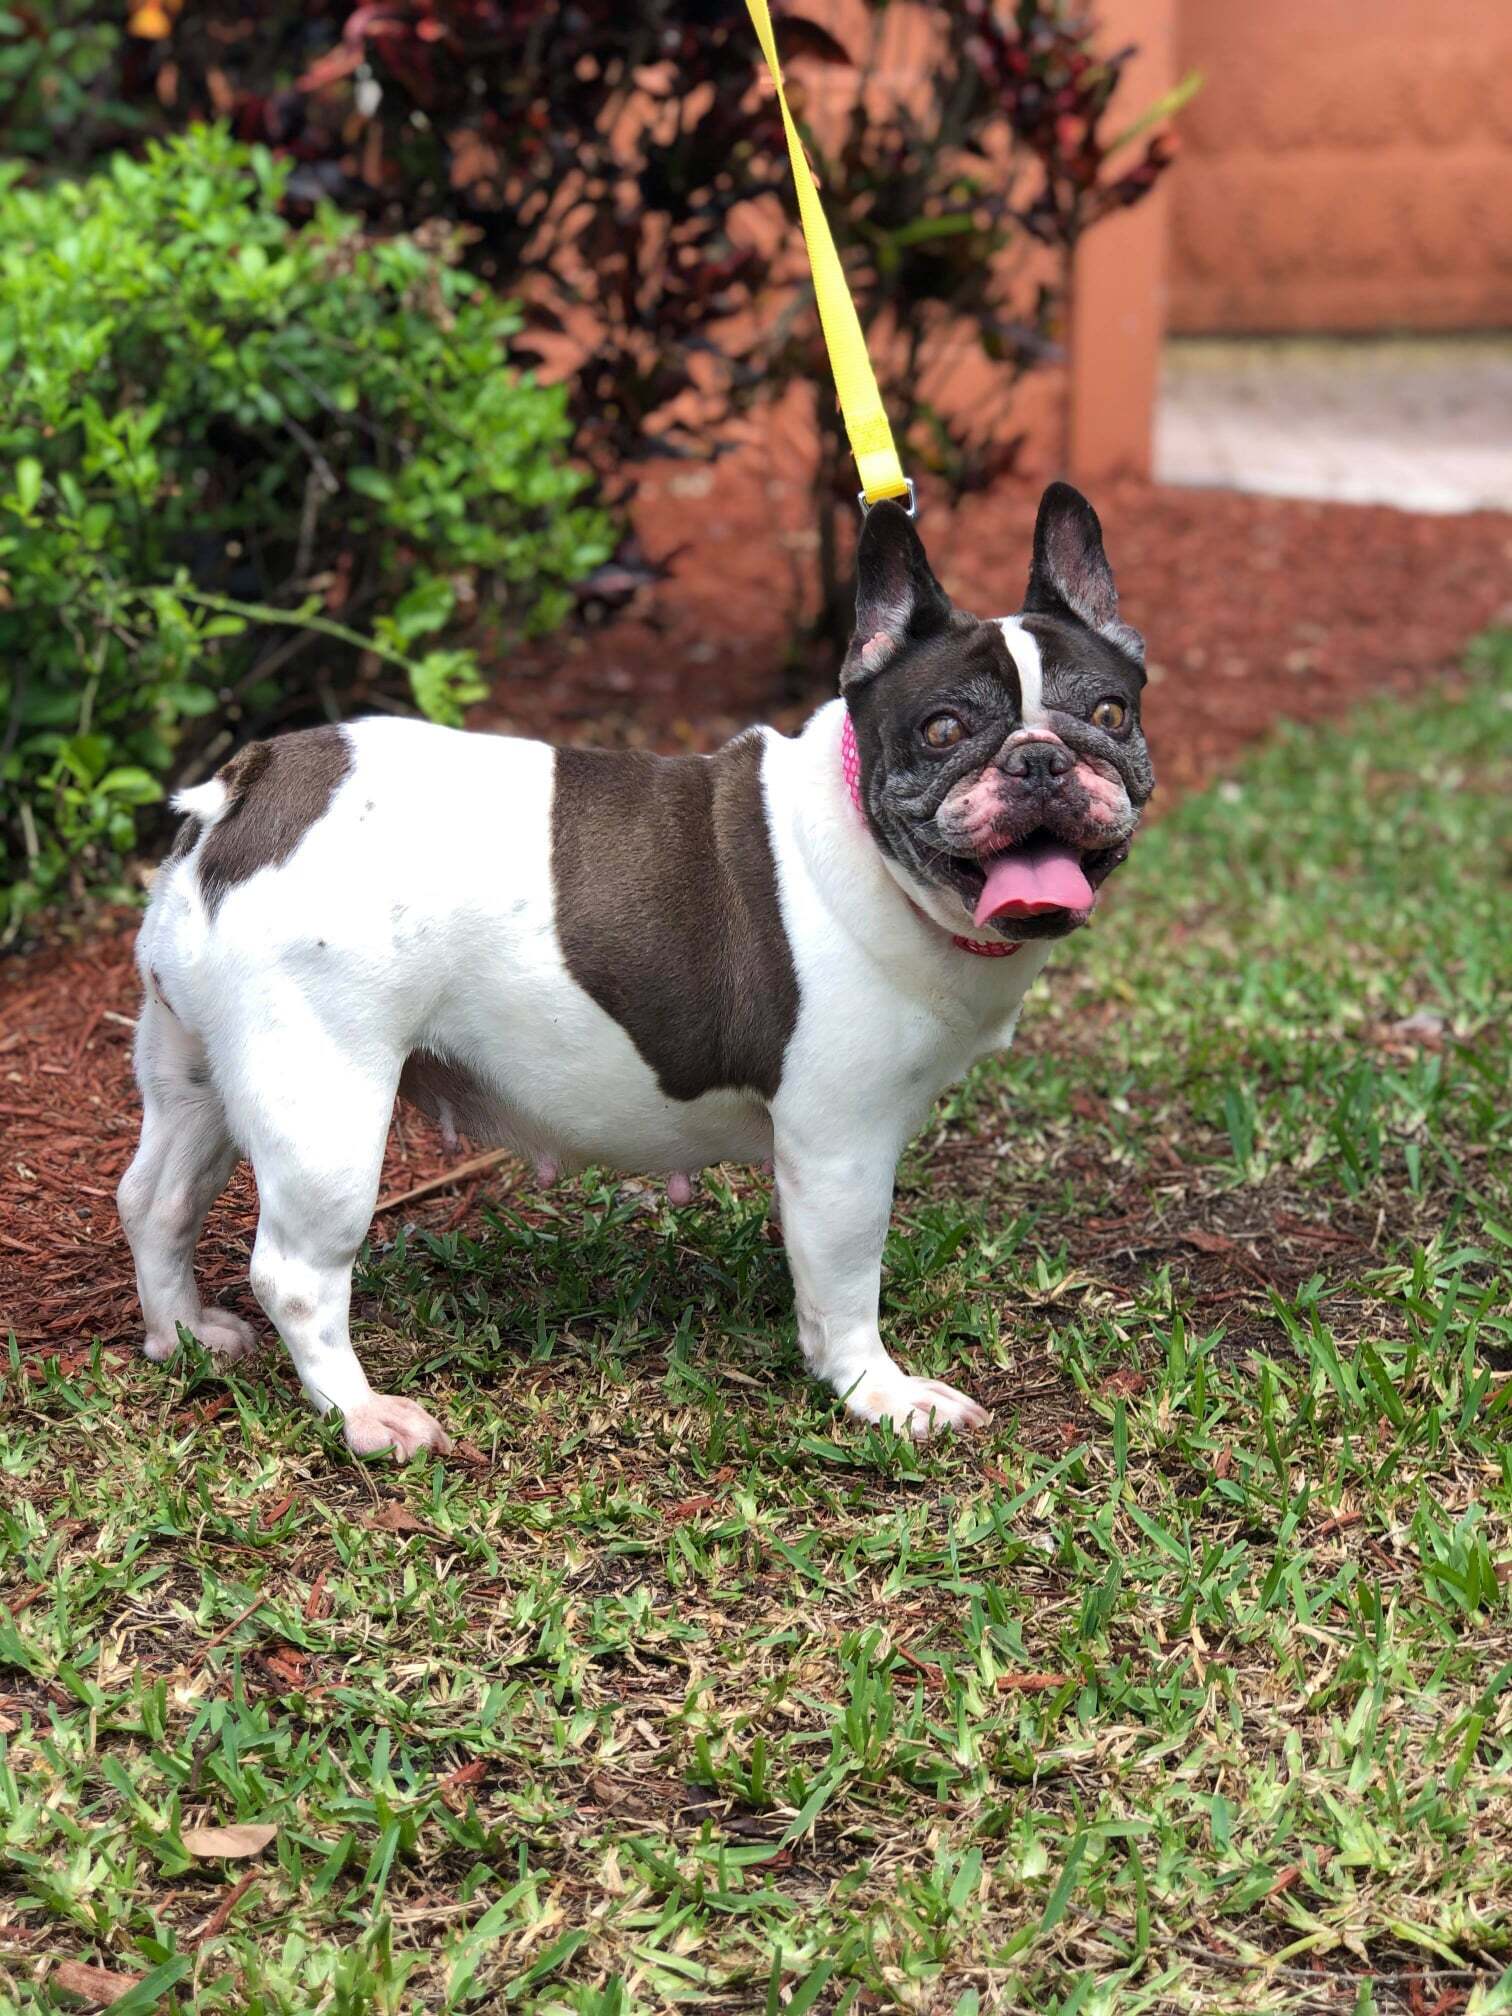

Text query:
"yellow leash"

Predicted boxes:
[[744, 0, 913, 513]]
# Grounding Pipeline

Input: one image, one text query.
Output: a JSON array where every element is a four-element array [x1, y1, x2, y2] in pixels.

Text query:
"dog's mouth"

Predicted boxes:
[[940, 830, 1126, 939]]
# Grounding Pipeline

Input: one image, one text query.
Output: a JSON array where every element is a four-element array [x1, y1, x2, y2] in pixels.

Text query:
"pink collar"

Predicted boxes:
[[840, 711, 1021, 960]]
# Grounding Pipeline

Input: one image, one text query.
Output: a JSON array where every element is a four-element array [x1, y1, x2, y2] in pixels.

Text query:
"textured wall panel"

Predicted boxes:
[[1170, 0, 1512, 332]]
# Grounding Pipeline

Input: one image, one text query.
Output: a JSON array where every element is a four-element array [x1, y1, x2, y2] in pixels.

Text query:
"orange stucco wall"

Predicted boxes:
[[1170, 0, 1512, 333]]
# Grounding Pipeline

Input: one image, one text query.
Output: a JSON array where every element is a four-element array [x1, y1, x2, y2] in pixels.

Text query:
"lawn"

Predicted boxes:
[[4, 639, 1511, 2015]]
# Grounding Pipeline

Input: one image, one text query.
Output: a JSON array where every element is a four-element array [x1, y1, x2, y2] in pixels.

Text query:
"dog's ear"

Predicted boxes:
[[1024, 481, 1144, 667], [841, 500, 953, 693]]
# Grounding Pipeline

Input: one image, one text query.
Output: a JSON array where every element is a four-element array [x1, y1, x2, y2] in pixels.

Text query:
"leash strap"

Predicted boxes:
[[744, 0, 911, 510]]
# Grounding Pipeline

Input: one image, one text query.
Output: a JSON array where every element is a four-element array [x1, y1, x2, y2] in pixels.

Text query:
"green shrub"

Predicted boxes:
[[0, 124, 612, 935]]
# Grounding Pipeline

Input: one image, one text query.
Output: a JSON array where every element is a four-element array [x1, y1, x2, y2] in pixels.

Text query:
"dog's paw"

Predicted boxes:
[[142, 1308, 259, 1365], [195, 1309, 260, 1363], [342, 1393, 452, 1461], [848, 1370, 991, 1440]]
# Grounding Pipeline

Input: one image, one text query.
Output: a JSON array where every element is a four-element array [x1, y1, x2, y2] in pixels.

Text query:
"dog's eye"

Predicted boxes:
[[1091, 698, 1127, 732], [921, 713, 967, 750]]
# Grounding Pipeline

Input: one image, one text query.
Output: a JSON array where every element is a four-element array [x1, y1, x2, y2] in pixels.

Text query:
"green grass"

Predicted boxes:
[[4, 638, 1511, 2014]]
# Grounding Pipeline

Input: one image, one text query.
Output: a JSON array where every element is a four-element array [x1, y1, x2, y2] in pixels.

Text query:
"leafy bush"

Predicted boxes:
[[0, 124, 611, 934]]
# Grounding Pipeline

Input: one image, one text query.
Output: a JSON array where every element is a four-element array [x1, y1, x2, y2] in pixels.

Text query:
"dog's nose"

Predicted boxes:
[[1001, 740, 1072, 784]]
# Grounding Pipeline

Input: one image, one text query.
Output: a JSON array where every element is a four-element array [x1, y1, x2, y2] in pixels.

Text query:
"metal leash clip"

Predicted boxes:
[[857, 477, 918, 520]]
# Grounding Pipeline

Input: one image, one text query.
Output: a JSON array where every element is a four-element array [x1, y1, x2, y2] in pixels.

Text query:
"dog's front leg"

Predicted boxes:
[[773, 1121, 990, 1440]]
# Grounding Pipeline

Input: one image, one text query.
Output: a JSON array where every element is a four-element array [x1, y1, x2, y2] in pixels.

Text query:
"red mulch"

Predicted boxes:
[[0, 927, 500, 1357], [4, 468, 1510, 1358]]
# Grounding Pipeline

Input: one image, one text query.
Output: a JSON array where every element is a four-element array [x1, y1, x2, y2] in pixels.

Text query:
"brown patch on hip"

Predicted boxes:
[[551, 733, 799, 1102], [197, 726, 352, 914]]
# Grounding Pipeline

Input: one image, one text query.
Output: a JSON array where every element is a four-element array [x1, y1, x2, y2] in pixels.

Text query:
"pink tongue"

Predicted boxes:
[[974, 839, 1095, 925]]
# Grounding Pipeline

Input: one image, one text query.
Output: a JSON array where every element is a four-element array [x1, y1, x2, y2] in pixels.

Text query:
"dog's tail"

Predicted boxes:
[[172, 740, 281, 831], [171, 776, 232, 826]]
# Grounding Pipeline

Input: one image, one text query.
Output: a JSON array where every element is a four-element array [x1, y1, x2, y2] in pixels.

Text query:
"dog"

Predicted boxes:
[[118, 481, 1152, 1457]]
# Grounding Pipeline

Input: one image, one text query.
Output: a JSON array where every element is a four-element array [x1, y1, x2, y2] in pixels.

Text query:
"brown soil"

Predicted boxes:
[[3, 471, 1509, 1356]]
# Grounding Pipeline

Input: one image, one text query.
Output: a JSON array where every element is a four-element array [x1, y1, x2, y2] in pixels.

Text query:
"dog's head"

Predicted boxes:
[[841, 481, 1153, 941]]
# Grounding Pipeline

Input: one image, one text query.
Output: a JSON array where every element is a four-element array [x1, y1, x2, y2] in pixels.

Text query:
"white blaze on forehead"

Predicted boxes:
[[997, 617, 1048, 727]]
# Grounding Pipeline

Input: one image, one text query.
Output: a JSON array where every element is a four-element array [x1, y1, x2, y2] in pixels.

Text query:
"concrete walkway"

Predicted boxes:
[[1155, 337, 1512, 514]]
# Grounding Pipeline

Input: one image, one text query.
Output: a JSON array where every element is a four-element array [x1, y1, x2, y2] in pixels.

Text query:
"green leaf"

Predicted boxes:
[[13, 456, 41, 514], [1039, 1832, 1089, 1934], [408, 648, 486, 728], [97, 765, 164, 805], [56, 733, 112, 786], [163, 682, 222, 717], [780, 1961, 835, 2016], [102, 1958, 194, 2016], [514, 1926, 589, 1990], [1106, 68, 1205, 155], [444, 1889, 524, 2009], [348, 467, 396, 502], [388, 575, 456, 647], [780, 1768, 846, 1846]]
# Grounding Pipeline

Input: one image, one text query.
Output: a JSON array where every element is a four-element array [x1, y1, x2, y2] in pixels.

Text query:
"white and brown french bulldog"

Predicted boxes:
[[119, 482, 1152, 1457]]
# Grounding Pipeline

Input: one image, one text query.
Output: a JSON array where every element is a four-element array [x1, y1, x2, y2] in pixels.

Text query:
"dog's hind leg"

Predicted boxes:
[[117, 993, 256, 1365], [225, 1020, 452, 1462]]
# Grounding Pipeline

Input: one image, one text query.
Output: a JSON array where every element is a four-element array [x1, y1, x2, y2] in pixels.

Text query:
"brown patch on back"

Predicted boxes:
[[551, 733, 799, 1102], [197, 726, 352, 913]]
